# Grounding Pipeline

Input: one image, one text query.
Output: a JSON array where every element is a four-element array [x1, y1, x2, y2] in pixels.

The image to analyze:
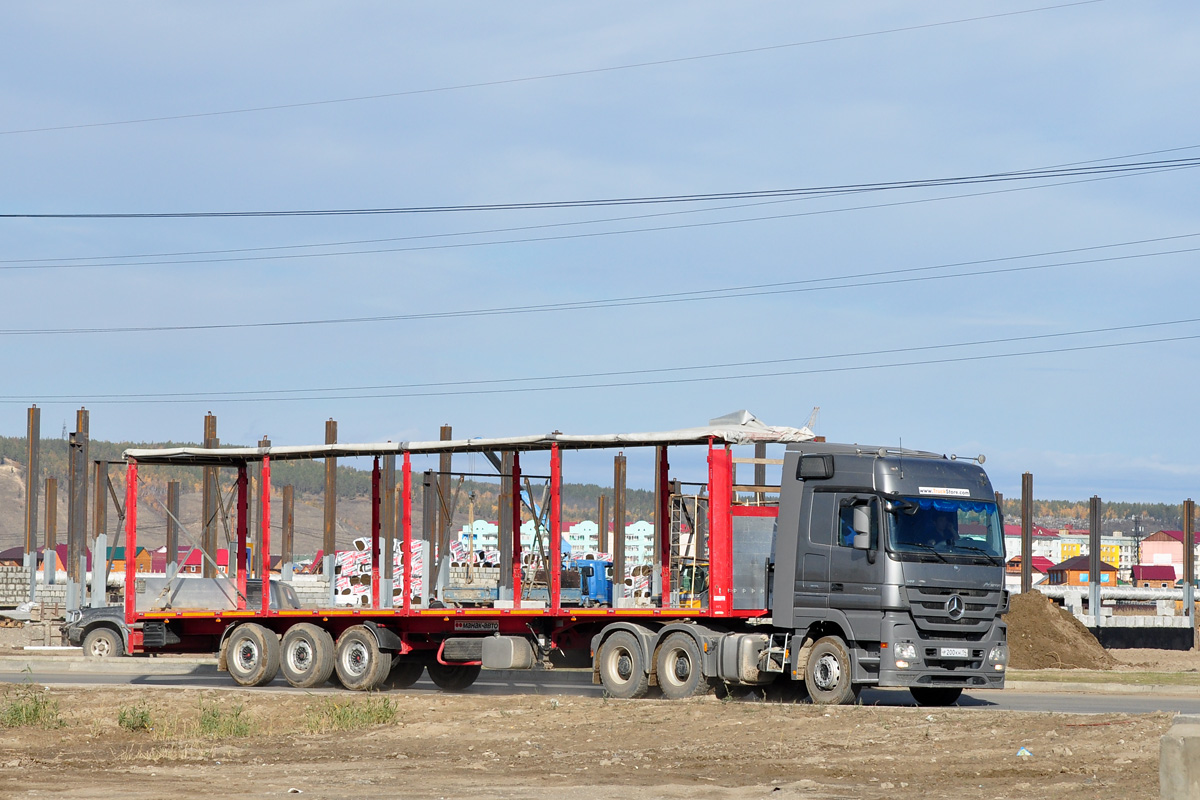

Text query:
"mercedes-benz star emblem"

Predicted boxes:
[[945, 594, 965, 619]]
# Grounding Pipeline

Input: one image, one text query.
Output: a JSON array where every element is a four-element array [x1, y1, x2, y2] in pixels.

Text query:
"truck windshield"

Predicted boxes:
[[887, 497, 1003, 561]]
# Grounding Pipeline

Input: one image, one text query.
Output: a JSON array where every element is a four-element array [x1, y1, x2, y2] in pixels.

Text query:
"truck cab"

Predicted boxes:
[[772, 443, 1009, 704]]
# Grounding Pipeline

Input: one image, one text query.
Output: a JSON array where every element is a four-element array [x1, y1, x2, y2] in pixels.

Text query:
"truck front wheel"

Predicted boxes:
[[655, 633, 708, 700], [909, 687, 963, 706], [804, 636, 859, 705], [226, 624, 280, 687], [597, 631, 649, 699]]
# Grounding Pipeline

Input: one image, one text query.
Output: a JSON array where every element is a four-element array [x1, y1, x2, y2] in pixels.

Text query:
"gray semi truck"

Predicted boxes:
[[765, 442, 1009, 705], [108, 425, 1007, 705]]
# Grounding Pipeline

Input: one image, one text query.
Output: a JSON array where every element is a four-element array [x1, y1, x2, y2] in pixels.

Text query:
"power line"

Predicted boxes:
[[0, 1, 1103, 137], [8, 143, 1197, 269], [0, 236, 1194, 337], [6, 317, 1197, 404], [3, 156, 1193, 220], [0, 163, 1192, 285]]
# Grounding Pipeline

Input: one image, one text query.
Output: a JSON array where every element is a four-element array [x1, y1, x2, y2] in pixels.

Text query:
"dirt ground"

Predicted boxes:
[[0, 684, 1175, 800], [0, 603, 1195, 799]]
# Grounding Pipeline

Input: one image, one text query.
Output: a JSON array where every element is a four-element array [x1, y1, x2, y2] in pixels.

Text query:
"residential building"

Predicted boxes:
[[457, 519, 658, 562], [1140, 530, 1200, 580], [1046, 555, 1118, 587], [1131, 564, 1176, 588], [1003, 555, 1053, 591]]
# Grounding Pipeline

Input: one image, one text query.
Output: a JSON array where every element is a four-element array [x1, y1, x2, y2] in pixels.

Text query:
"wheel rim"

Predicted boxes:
[[813, 653, 841, 691], [665, 647, 690, 686], [288, 639, 312, 673], [343, 640, 369, 678], [610, 646, 633, 684], [89, 637, 111, 657], [235, 638, 260, 672]]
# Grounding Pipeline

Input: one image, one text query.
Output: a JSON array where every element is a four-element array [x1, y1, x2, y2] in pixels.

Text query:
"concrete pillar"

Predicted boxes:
[[1161, 715, 1200, 799]]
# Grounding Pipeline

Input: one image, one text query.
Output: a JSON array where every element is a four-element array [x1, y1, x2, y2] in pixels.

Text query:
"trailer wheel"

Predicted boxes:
[[280, 623, 335, 689], [82, 627, 124, 659], [909, 687, 963, 706], [427, 662, 481, 692], [335, 625, 391, 691], [597, 631, 649, 699], [226, 624, 280, 687], [804, 636, 859, 705], [388, 658, 425, 689], [655, 633, 707, 700]]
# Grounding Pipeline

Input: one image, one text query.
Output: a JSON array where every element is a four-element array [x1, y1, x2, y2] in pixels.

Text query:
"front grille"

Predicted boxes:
[[907, 586, 1002, 640]]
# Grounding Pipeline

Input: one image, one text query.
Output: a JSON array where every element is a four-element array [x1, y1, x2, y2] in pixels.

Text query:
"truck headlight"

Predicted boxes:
[[988, 644, 1008, 671], [894, 642, 917, 660]]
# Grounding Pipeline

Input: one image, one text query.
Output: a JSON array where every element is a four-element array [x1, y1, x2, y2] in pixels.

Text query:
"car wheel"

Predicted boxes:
[[426, 662, 481, 692], [82, 627, 124, 659], [388, 658, 425, 689]]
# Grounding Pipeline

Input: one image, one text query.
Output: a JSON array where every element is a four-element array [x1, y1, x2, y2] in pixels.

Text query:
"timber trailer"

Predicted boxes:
[[113, 413, 1008, 704]]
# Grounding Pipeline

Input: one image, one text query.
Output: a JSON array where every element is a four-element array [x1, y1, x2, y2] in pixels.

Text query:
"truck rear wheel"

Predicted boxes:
[[909, 687, 963, 706], [388, 658, 425, 688], [335, 625, 390, 691], [427, 662, 481, 691], [804, 636, 859, 705], [655, 633, 707, 700], [226, 623, 280, 687], [280, 623, 335, 689], [597, 631, 649, 699]]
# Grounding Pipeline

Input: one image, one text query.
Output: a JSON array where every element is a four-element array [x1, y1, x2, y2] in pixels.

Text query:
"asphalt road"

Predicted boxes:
[[2, 660, 1198, 714]]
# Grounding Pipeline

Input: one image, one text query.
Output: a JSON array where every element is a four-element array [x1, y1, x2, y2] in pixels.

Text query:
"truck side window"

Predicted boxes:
[[837, 499, 878, 548], [808, 492, 836, 546]]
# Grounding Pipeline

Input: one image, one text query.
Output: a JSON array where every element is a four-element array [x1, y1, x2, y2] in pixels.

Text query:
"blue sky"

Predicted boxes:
[[1, 1, 1197, 501]]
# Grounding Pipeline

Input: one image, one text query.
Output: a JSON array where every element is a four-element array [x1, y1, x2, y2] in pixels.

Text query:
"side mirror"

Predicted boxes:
[[852, 504, 872, 535], [582, 566, 594, 578], [852, 532, 871, 550]]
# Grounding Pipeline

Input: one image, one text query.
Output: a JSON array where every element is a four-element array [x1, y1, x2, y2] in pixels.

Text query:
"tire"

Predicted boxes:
[[226, 623, 280, 687], [280, 623, 335, 689], [596, 630, 650, 699], [763, 677, 808, 704], [654, 633, 707, 700], [427, 662, 481, 692], [334, 625, 390, 691], [82, 627, 124, 659], [803, 636, 859, 705], [909, 687, 963, 706], [388, 658, 425, 689]]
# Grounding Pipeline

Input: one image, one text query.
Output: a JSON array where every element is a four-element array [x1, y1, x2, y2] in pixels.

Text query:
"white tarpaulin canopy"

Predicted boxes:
[[122, 410, 815, 466]]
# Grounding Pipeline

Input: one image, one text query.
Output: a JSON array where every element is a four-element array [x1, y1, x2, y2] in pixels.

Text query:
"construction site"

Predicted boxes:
[[5, 4, 1200, 797], [1, 407, 1199, 798]]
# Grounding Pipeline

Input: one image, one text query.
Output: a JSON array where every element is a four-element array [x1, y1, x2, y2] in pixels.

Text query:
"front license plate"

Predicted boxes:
[[940, 647, 969, 658]]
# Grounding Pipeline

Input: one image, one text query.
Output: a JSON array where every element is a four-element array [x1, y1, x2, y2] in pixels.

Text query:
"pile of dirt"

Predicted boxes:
[[1004, 590, 1116, 670]]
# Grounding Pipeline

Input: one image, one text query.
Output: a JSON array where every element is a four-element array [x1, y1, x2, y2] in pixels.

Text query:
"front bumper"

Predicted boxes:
[[878, 616, 1006, 689]]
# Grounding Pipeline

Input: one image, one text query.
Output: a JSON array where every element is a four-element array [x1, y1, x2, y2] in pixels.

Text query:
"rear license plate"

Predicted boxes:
[[940, 647, 969, 658]]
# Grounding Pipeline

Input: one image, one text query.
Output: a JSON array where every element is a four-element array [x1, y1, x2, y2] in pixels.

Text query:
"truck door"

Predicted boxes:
[[828, 495, 883, 630], [793, 490, 834, 612]]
